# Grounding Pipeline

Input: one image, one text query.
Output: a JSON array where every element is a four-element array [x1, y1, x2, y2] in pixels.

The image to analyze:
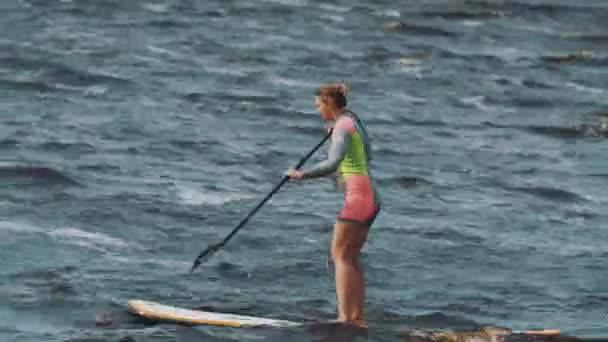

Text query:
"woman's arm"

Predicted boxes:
[[300, 118, 352, 179]]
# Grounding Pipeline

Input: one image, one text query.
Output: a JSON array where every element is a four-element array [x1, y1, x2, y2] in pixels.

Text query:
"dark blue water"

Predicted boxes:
[[2, 0, 608, 341]]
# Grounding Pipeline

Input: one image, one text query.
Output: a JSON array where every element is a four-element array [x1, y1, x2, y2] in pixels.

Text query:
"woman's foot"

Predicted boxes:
[[338, 319, 368, 330]]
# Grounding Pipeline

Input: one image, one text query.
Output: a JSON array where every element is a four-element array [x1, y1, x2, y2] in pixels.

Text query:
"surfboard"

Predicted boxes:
[[128, 299, 561, 337], [127, 299, 301, 328]]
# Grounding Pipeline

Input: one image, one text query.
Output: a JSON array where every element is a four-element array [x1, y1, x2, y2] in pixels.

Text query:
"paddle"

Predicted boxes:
[[190, 130, 333, 273]]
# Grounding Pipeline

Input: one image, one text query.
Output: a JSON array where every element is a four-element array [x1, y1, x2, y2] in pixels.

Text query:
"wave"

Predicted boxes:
[[380, 309, 481, 331], [437, 49, 504, 65], [0, 78, 55, 93], [7, 266, 79, 309], [561, 34, 608, 43], [225, 3, 300, 17], [417, 227, 484, 246], [0, 54, 132, 88], [10, 265, 78, 281], [504, 184, 585, 203], [521, 78, 557, 90], [38, 141, 97, 153], [469, 0, 600, 20], [416, 9, 505, 20], [506, 1, 601, 15], [0, 165, 79, 186], [186, 91, 279, 105], [507, 96, 557, 109], [377, 176, 425, 188], [394, 116, 448, 128], [384, 22, 456, 37], [541, 51, 592, 65], [0, 138, 20, 148], [36, 66, 131, 88], [174, 183, 254, 206], [168, 138, 219, 154], [48, 227, 132, 253], [0, 220, 44, 234], [484, 122, 608, 139], [521, 124, 608, 138]]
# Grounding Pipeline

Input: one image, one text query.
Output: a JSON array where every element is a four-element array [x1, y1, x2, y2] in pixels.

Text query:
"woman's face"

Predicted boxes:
[[315, 96, 333, 121]]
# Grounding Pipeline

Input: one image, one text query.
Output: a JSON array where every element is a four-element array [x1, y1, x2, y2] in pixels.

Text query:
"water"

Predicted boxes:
[[2, 0, 608, 341]]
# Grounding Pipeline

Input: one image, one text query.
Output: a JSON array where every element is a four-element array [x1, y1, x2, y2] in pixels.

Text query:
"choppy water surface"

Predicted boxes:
[[2, 0, 608, 341]]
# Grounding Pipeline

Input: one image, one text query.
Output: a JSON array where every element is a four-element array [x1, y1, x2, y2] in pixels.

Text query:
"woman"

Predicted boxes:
[[288, 83, 381, 328]]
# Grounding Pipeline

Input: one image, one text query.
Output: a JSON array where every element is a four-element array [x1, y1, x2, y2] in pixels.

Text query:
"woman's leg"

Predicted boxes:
[[331, 220, 369, 327]]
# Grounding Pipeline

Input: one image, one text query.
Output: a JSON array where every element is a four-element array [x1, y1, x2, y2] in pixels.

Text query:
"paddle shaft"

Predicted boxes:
[[190, 130, 332, 272]]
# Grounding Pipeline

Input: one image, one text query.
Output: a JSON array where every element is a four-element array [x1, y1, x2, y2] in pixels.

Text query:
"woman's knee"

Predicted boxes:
[[331, 237, 359, 263], [331, 242, 354, 263]]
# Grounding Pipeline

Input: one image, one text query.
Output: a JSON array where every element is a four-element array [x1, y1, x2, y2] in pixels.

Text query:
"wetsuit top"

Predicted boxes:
[[301, 110, 377, 183]]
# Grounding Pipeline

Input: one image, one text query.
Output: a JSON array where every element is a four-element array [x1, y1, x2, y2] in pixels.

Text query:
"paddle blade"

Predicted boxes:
[[190, 244, 221, 273], [190, 259, 202, 273]]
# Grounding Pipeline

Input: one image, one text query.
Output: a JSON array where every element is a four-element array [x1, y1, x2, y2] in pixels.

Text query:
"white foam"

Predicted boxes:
[[395, 92, 428, 105], [147, 45, 182, 59], [565, 82, 604, 95], [318, 4, 351, 12], [269, 76, 319, 89], [48, 227, 130, 252], [398, 64, 424, 79], [321, 14, 345, 23], [143, 3, 169, 13], [462, 20, 483, 27], [205, 66, 251, 77], [0, 220, 43, 234], [259, 0, 308, 6], [374, 9, 401, 18], [151, 258, 192, 270], [175, 184, 253, 206], [83, 85, 108, 96], [460, 95, 493, 112]]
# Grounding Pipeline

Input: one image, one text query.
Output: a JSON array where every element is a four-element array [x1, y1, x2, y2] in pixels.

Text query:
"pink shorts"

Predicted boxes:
[[337, 175, 381, 225]]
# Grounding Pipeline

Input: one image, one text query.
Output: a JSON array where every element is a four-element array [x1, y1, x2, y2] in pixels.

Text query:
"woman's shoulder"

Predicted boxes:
[[335, 114, 356, 134]]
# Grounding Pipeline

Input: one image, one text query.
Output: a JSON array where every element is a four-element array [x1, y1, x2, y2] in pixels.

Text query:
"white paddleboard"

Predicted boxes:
[[127, 299, 301, 328], [128, 300, 561, 337]]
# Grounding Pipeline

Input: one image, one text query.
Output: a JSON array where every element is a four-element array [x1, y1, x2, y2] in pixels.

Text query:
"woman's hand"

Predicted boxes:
[[287, 169, 305, 180]]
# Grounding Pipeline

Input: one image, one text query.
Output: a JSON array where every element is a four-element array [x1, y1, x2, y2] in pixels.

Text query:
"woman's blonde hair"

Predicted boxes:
[[316, 83, 349, 108]]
